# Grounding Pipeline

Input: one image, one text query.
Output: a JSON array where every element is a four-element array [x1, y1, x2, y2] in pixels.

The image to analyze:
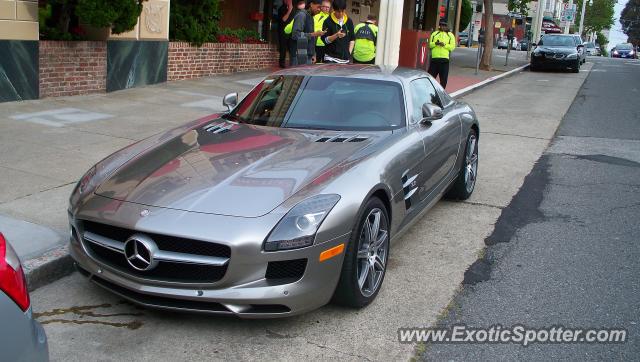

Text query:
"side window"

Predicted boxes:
[[409, 78, 442, 122]]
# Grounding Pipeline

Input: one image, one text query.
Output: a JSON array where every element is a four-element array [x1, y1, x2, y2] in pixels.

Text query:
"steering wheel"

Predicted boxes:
[[351, 111, 388, 126]]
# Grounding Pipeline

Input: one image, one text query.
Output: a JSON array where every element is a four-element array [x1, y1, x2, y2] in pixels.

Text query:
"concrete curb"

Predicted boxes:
[[23, 244, 74, 292], [450, 63, 530, 98]]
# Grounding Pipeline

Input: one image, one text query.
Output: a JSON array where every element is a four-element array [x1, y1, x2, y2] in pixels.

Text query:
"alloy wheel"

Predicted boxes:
[[356, 208, 389, 297], [464, 134, 478, 193]]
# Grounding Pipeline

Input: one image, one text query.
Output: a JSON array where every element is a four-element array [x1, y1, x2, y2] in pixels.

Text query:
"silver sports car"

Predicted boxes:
[[69, 65, 479, 318]]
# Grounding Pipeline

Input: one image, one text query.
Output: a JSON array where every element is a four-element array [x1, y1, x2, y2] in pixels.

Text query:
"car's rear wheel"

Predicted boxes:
[[332, 197, 389, 308], [445, 129, 478, 200]]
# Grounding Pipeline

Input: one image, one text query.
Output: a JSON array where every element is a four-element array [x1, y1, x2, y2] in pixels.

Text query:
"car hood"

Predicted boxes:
[[95, 120, 377, 217]]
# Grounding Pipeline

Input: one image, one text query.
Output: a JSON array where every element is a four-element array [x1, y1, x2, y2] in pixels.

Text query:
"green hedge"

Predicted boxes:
[[40, 0, 144, 40], [170, 0, 222, 46]]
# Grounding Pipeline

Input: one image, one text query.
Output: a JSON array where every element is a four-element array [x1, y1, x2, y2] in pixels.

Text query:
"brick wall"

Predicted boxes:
[[39, 41, 106, 98], [168, 42, 278, 81]]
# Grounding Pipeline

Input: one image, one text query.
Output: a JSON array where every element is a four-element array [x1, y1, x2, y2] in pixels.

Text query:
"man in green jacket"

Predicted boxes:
[[428, 20, 456, 88], [352, 14, 378, 64]]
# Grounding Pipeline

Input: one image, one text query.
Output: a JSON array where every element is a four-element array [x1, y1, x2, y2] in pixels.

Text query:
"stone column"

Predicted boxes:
[[0, 0, 38, 40], [110, 0, 170, 40], [376, 0, 405, 66]]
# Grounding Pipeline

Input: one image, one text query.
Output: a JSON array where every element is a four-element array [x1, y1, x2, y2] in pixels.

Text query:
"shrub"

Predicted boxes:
[[39, 0, 144, 39], [75, 0, 143, 34], [170, 0, 222, 46]]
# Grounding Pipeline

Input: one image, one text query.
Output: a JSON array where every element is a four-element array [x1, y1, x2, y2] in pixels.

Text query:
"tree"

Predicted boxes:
[[508, 0, 531, 17], [620, 0, 640, 45], [480, 0, 494, 70], [460, 0, 473, 32], [575, 0, 615, 36], [170, 0, 222, 46]]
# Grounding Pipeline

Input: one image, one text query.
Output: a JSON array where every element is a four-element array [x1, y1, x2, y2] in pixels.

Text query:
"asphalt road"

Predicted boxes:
[[27, 61, 590, 361], [422, 56, 640, 360]]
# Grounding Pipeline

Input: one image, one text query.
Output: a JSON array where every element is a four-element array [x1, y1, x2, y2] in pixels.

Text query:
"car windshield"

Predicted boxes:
[[228, 75, 406, 131], [616, 44, 632, 50], [586, 42, 595, 48], [540, 36, 575, 47]]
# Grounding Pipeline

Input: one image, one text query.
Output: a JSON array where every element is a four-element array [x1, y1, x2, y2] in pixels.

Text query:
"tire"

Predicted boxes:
[[332, 197, 390, 308], [530, 64, 537, 72], [445, 129, 478, 200], [572, 61, 580, 73]]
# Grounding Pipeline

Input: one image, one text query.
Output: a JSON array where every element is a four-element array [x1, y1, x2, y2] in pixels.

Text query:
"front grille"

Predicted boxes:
[[82, 221, 231, 258], [265, 259, 307, 281], [81, 220, 230, 283], [84, 241, 227, 283]]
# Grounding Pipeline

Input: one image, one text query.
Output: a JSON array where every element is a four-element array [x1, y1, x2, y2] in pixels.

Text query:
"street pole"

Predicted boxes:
[[476, 42, 482, 74], [578, 0, 587, 36], [564, 0, 573, 34], [533, 0, 546, 43]]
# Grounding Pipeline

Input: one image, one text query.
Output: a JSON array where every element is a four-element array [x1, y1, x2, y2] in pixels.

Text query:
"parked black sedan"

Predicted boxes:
[[530, 34, 583, 73]]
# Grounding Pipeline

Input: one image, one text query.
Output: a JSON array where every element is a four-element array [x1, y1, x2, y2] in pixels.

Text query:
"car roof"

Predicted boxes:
[[270, 64, 430, 83]]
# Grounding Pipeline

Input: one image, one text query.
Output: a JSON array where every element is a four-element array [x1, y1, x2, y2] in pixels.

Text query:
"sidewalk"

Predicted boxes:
[[446, 47, 530, 93], [0, 53, 529, 289]]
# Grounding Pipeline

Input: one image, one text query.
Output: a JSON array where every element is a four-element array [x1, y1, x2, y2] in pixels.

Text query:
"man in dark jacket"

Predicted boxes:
[[277, 0, 294, 68], [320, 0, 355, 64], [290, 0, 324, 66]]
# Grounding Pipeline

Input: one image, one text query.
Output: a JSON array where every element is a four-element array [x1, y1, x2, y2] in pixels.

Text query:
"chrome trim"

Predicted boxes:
[[154, 250, 228, 266], [82, 231, 229, 267], [84, 231, 124, 252]]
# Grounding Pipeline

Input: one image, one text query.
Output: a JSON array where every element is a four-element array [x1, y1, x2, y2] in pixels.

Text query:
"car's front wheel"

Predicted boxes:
[[333, 197, 390, 308], [445, 129, 478, 200]]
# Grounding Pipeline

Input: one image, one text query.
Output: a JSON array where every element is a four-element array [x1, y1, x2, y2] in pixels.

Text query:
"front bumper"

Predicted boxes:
[[531, 56, 579, 70], [69, 198, 350, 318]]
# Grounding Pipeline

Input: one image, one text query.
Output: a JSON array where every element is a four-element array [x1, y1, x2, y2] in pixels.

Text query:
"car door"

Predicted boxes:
[[409, 77, 462, 202]]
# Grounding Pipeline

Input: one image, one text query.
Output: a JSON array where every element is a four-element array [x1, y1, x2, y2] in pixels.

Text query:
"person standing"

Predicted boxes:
[[313, 0, 331, 63], [320, 0, 355, 64], [428, 20, 456, 88], [290, 0, 325, 66], [277, 0, 294, 68], [352, 14, 378, 64]]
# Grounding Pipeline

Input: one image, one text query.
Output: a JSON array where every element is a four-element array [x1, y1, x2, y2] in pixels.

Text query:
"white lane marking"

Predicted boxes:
[[10, 108, 113, 127], [181, 96, 226, 111], [236, 77, 264, 86], [536, 79, 550, 82], [175, 90, 215, 97]]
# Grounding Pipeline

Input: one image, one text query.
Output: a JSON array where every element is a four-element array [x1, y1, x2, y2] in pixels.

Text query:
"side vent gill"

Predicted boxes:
[[204, 122, 234, 134], [315, 135, 369, 143]]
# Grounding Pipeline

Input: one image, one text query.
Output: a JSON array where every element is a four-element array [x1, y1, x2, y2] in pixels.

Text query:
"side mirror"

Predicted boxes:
[[421, 103, 443, 124], [577, 44, 585, 48], [531, 42, 537, 47], [223, 92, 238, 112]]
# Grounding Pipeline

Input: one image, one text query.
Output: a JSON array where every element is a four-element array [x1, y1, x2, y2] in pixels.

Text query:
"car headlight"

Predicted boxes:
[[264, 194, 340, 251], [566, 54, 578, 59], [69, 166, 98, 206], [630, 50, 635, 55]]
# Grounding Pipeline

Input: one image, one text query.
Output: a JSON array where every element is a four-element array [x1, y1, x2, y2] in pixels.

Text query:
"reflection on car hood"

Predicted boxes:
[[95, 120, 378, 217]]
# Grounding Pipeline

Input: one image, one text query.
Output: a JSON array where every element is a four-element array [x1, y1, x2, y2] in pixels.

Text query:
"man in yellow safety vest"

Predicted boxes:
[[428, 20, 456, 88], [313, 0, 331, 63], [352, 14, 378, 64]]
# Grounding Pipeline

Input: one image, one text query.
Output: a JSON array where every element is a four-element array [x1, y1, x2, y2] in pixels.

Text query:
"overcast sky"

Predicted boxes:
[[608, 0, 628, 49]]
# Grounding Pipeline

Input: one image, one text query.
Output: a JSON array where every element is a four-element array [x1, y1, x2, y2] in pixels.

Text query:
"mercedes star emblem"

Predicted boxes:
[[140, 209, 150, 217], [123, 234, 159, 271]]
